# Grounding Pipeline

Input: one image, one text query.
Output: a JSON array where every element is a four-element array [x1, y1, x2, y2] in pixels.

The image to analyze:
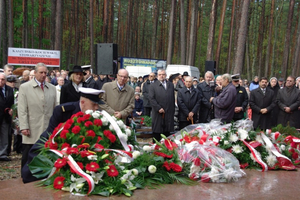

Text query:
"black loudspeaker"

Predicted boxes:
[[205, 61, 216, 74], [95, 43, 118, 75]]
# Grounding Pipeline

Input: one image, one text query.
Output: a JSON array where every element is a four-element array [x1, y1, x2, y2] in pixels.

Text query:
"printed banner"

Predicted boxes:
[[8, 47, 60, 67]]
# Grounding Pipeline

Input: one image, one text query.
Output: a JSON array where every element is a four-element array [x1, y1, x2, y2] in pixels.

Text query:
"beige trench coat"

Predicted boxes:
[[100, 81, 134, 120], [18, 79, 57, 144]]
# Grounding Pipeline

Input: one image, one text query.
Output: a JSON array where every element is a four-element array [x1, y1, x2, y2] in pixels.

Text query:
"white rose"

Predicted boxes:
[[148, 165, 157, 174], [92, 112, 100, 119], [281, 145, 286, 151], [87, 155, 98, 161], [117, 120, 125, 128], [109, 124, 114, 131], [224, 140, 229, 145], [238, 128, 249, 140], [119, 133, 128, 142], [102, 117, 108, 126], [125, 128, 132, 137], [132, 169, 138, 176], [85, 110, 93, 115], [132, 151, 141, 159], [143, 145, 152, 152]]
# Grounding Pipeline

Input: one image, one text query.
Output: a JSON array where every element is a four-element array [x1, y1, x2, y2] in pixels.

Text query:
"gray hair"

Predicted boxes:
[[269, 77, 277, 82], [205, 71, 214, 78], [23, 70, 30, 76], [222, 73, 232, 82], [35, 63, 47, 72], [184, 76, 193, 81], [3, 64, 13, 71]]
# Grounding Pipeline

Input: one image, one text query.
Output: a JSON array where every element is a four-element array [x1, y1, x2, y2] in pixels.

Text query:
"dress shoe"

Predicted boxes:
[[0, 157, 11, 161]]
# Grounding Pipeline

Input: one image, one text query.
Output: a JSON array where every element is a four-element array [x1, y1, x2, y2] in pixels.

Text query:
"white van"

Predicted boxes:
[[166, 65, 200, 79], [125, 66, 153, 77]]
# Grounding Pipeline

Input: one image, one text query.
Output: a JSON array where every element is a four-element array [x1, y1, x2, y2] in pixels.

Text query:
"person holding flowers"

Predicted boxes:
[[22, 87, 105, 183]]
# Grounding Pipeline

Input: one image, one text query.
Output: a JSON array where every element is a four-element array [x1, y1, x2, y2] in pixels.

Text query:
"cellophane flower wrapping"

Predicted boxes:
[[169, 119, 300, 171]]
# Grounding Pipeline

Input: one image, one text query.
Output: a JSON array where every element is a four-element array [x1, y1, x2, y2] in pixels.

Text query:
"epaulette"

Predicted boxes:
[[61, 104, 76, 113]]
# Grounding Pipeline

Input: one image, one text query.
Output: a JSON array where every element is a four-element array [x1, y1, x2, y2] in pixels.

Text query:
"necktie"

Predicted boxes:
[[119, 86, 123, 91], [262, 89, 265, 95], [41, 83, 44, 91]]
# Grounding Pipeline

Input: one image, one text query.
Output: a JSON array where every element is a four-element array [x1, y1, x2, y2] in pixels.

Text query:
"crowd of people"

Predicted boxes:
[[1, 63, 300, 172]]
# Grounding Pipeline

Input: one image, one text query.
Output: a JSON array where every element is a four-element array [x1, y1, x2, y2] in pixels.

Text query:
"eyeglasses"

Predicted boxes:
[[118, 74, 128, 79], [233, 80, 239, 82]]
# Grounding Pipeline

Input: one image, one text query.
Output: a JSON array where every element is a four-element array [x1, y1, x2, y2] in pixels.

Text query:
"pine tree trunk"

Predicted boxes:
[[206, 0, 217, 61], [187, 0, 198, 66], [90, 0, 94, 69], [180, 0, 186, 64], [151, 0, 157, 58], [227, 0, 236, 73], [8, 0, 14, 48], [292, 9, 300, 75], [22, 0, 28, 48], [54, 0, 62, 67], [50, 0, 56, 49], [281, 0, 295, 79], [233, 0, 250, 74], [215, 0, 227, 73], [256, 0, 265, 78], [102, 0, 108, 43], [167, 0, 176, 65]]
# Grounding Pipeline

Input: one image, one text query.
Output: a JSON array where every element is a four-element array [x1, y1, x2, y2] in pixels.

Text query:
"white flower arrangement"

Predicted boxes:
[[148, 165, 157, 174], [232, 144, 243, 154]]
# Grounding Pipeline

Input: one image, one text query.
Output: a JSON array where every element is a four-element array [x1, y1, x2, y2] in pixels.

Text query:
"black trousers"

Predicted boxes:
[[179, 121, 192, 130], [144, 107, 152, 117], [22, 144, 33, 170]]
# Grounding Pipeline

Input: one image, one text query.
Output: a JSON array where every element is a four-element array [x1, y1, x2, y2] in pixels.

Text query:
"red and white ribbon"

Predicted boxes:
[[101, 110, 129, 151], [50, 149, 95, 195], [261, 133, 295, 170], [241, 140, 268, 172]]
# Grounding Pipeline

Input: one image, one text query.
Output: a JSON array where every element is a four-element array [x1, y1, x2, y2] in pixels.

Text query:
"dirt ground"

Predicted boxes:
[[0, 152, 22, 181]]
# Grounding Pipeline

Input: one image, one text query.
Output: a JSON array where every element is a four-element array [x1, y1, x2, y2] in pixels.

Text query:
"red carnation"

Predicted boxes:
[[194, 158, 201, 166], [94, 143, 104, 150], [53, 176, 65, 189], [105, 159, 112, 164], [61, 143, 70, 149], [63, 123, 72, 130], [169, 162, 182, 172], [49, 142, 58, 149], [44, 140, 50, 148], [189, 173, 197, 180], [87, 130, 96, 138], [77, 117, 84, 123], [70, 162, 84, 173], [67, 147, 79, 155], [104, 130, 116, 143], [66, 119, 74, 125], [106, 165, 119, 177], [79, 136, 85, 144], [60, 130, 69, 139], [86, 162, 100, 172], [97, 136, 103, 143], [54, 158, 67, 168], [240, 163, 249, 169], [83, 114, 91, 120], [76, 111, 84, 117], [84, 121, 93, 127], [94, 119, 103, 126], [72, 126, 81, 134], [162, 161, 171, 171]]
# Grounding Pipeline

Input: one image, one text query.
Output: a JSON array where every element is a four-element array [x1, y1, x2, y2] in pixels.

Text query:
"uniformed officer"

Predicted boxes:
[[22, 87, 104, 183], [232, 74, 248, 121]]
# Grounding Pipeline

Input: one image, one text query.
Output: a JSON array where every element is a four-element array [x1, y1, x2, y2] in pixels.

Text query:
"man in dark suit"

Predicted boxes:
[[197, 71, 214, 123], [149, 69, 175, 142], [0, 73, 14, 161], [82, 66, 99, 89], [21, 87, 104, 183], [142, 72, 156, 116], [232, 74, 248, 121], [177, 76, 201, 129], [249, 77, 276, 130], [276, 76, 300, 128]]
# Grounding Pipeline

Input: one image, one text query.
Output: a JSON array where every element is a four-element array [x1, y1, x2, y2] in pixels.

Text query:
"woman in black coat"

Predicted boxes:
[[60, 65, 86, 104], [267, 77, 280, 127]]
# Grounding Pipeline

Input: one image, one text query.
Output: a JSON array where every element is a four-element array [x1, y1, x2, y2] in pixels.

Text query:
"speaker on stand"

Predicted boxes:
[[205, 61, 216, 75], [95, 43, 118, 75]]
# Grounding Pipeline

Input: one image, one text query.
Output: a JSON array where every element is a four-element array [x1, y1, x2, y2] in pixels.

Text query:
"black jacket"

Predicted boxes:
[[142, 80, 156, 108], [0, 85, 14, 124], [22, 101, 81, 183], [177, 86, 201, 122], [249, 87, 276, 129], [196, 81, 212, 123], [60, 81, 86, 104], [85, 76, 99, 89], [233, 85, 248, 120], [96, 76, 112, 89]]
